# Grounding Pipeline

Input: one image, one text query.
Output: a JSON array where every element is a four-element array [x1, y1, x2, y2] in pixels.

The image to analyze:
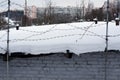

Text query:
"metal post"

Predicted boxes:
[[104, 0, 109, 80], [104, 51, 108, 80], [7, 0, 10, 57], [7, 0, 10, 80], [105, 0, 109, 52]]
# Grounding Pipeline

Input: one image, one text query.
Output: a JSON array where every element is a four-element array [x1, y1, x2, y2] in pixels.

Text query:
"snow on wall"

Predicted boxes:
[[0, 22, 120, 54]]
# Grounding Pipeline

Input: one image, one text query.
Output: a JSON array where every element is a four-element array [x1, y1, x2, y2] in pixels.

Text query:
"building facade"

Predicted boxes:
[[27, 5, 37, 19]]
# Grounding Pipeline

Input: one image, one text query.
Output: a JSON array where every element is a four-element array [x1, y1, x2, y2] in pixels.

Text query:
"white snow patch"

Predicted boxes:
[[4, 17, 15, 26], [0, 22, 120, 55]]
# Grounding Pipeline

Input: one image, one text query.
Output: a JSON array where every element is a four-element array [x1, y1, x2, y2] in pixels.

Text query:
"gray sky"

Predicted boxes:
[[0, 0, 107, 11]]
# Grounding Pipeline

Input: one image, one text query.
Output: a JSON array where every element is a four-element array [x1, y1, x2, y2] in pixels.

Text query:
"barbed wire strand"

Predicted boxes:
[[19, 23, 106, 33], [0, 24, 58, 42], [0, 32, 7, 40], [19, 28, 44, 33], [76, 22, 95, 42], [0, 33, 106, 42], [0, 45, 7, 51], [11, 2, 24, 8], [0, 23, 120, 44], [20, 24, 58, 40], [19, 22, 106, 39], [0, 23, 107, 43], [0, 0, 7, 52], [67, 23, 106, 39], [0, 0, 7, 5], [0, 2, 7, 7], [19, 23, 95, 40], [19, 27, 77, 33], [109, 34, 120, 37]]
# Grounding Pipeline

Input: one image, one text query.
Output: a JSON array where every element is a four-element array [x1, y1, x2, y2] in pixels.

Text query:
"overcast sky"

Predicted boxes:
[[0, 0, 107, 11], [27, 0, 106, 7]]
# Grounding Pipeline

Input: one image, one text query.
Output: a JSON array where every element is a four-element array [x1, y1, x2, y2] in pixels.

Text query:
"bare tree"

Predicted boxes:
[[85, 1, 94, 20], [81, 0, 85, 20], [86, 1, 94, 13], [75, 1, 82, 21], [106, 0, 120, 19], [44, 0, 55, 24]]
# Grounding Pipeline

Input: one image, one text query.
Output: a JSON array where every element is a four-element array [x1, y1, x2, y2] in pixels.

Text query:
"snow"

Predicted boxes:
[[115, 18, 119, 20], [4, 17, 15, 26], [93, 18, 98, 21], [0, 21, 120, 55]]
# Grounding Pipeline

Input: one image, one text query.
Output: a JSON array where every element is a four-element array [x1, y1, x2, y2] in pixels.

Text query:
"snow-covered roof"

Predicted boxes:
[[0, 22, 120, 55], [115, 18, 119, 20], [4, 17, 15, 26]]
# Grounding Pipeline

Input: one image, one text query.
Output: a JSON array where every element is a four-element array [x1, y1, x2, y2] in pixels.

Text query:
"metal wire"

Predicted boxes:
[[76, 22, 94, 42], [67, 23, 106, 39], [0, 33, 106, 43], [19, 24, 58, 40], [0, 0, 7, 5], [0, 23, 110, 43], [0, 46, 6, 51], [0, 32, 7, 40]]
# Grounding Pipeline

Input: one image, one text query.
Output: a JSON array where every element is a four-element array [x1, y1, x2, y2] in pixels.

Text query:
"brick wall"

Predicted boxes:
[[0, 51, 120, 80]]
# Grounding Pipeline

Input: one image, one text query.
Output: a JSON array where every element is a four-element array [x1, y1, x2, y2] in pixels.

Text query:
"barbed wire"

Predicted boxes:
[[0, 23, 107, 43], [17, 23, 96, 41], [108, 34, 120, 37], [0, 45, 6, 51], [10, 2, 24, 9], [83, 23, 106, 28], [68, 23, 120, 38], [0, 1, 7, 51], [53, 28, 76, 31], [0, 47, 6, 51], [0, 24, 59, 43], [19, 28, 44, 33], [0, 23, 106, 42], [18, 22, 106, 34], [67, 23, 106, 40], [0, 33, 106, 42], [0, 29, 118, 43], [68, 22, 106, 29], [0, 22, 120, 44], [0, 2, 7, 7], [0, 32, 7, 40], [19, 24, 58, 40], [19, 23, 106, 33], [76, 22, 95, 42], [0, 0, 7, 5], [19, 28, 77, 33]]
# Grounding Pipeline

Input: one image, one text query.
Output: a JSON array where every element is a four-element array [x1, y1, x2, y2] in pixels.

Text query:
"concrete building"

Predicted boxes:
[[27, 5, 37, 19], [0, 10, 24, 21], [37, 7, 81, 18]]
